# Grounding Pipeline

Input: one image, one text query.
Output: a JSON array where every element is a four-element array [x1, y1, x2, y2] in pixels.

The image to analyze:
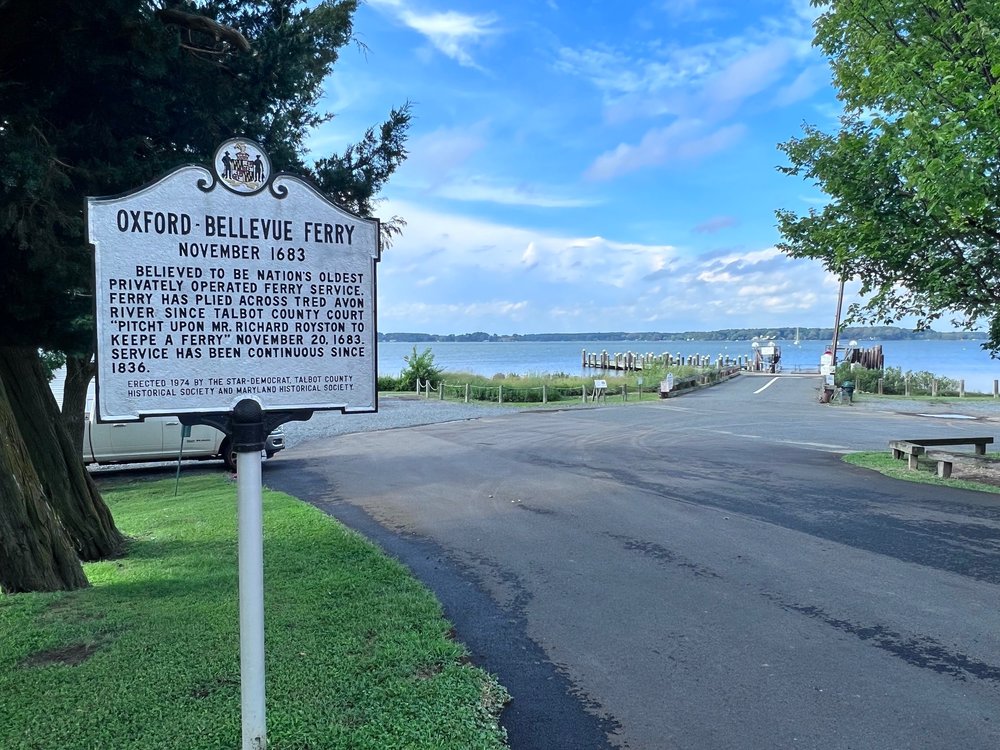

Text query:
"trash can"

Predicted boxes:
[[842, 380, 855, 403]]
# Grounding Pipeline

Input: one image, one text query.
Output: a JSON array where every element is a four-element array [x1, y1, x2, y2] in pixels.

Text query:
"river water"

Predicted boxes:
[[378, 338, 1000, 393]]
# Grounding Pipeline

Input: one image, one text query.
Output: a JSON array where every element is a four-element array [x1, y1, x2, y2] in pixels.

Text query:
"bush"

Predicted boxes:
[[837, 364, 960, 395], [399, 346, 442, 390], [377, 374, 400, 391]]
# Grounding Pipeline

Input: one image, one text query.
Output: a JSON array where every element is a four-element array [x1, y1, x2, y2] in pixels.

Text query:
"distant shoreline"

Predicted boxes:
[[378, 327, 986, 344]]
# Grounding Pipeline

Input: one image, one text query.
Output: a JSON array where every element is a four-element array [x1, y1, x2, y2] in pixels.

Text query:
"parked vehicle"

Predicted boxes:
[[82, 400, 284, 471]]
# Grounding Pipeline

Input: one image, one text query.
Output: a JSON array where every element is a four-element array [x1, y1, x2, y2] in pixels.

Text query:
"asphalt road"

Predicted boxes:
[[264, 375, 1000, 749]]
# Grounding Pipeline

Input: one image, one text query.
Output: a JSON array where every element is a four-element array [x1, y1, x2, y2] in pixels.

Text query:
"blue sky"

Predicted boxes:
[[307, 0, 859, 335]]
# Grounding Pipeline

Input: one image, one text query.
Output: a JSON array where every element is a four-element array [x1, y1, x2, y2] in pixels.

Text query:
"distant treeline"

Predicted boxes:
[[378, 327, 985, 343]]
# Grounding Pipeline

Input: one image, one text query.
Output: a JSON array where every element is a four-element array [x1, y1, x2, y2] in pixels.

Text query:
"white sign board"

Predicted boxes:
[[88, 139, 379, 420]]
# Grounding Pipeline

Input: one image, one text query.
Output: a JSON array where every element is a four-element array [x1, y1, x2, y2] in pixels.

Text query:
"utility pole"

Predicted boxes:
[[830, 276, 846, 366]]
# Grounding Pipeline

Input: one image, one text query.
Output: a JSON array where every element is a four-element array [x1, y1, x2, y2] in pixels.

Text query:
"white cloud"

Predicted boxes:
[[367, 0, 498, 68], [586, 121, 746, 180], [774, 64, 830, 106], [375, 200, 851, 333], [396, 125, 596, 208], [434, 179, 599, 208], [704, 43, 793, 109]]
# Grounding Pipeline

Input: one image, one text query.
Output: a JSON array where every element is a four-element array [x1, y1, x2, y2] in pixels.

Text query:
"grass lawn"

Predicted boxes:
[[0, 475, 508, 750], [844, 451, 1000, 494]]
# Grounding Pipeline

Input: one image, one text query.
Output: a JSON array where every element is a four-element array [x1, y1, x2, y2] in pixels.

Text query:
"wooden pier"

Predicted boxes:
[[581, 349, 749, 372]]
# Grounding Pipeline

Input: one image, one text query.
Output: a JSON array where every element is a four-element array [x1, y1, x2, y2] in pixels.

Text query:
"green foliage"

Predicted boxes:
[[0, 475, 509, 749], [377, 374, 401, 391], [835, 363, 961, 395], [38, 350, 66, 381], [400, 346, 443, 390], [434, 366, 711, 404], [776, 1, 1000, 353]]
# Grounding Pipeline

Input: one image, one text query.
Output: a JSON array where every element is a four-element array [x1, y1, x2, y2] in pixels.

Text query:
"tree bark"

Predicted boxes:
[[0, 368, 88, 593], [62, 352, 95, 458], [0, 347, 125, 561]]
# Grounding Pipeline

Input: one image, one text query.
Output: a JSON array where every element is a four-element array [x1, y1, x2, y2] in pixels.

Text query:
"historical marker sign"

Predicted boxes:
[[88, 138, 379, 421]]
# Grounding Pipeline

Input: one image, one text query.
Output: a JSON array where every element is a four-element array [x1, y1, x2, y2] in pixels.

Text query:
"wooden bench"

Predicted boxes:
[[889, 437, 994, 474], [889, 440, 925, 469]]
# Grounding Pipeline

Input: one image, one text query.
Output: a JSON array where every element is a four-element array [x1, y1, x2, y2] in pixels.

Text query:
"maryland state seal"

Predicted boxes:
[[213, 138, 270, 195]]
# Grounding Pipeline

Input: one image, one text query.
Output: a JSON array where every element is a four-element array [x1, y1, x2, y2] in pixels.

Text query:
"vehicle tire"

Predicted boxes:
[[221, 438, 237, 472]]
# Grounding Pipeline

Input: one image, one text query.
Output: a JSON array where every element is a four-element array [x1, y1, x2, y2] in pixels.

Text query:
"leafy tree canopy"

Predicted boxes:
[[776, 0, 1000, 354]]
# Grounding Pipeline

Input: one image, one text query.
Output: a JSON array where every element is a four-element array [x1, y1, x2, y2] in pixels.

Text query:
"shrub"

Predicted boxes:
[[377, 374, 400, 391], [399, 346, 442, 390], [838, 364, 960, 395]]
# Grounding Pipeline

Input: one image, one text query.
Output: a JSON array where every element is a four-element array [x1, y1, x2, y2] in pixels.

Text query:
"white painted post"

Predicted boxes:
[[425, 379, 431, 398], [439, 382, 444, 400], [542, 384, 547, 404], [994, 379, 999, 399], [498, 384, 503, 404], [236, 446, 266, 750], [464, 383, 470, 403], [960, 379, 965, 398]]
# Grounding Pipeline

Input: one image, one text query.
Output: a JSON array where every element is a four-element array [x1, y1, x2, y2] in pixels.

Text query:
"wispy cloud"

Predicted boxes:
[[586, 120, 746, 180], [694, 216, 739, 234], [434, 179, 599, 208], [557, 2, 823, 180], [367, 0, 498, 68], [376, 200, 847, 333]]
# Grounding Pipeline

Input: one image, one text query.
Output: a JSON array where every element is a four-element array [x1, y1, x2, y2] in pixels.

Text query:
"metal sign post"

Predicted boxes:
[[233, 400, 266, 750]]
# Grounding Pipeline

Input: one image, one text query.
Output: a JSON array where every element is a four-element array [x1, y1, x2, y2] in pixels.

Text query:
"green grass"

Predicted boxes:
[[844, 451, 1000, 494], [0, 475, 509, 750]]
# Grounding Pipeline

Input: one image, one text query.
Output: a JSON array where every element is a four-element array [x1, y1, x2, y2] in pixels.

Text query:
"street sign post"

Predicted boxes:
[[88, 139, 380, 750]]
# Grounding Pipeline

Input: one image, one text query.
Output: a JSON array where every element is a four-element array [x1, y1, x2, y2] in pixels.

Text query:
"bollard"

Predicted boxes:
[[465, 383, 470, 403], [542, 384, 547, 404], [960, 379, 965, 398], [878, 378, 883, 396], [498, 384, 503, 404], [439, 382, 444, 400]]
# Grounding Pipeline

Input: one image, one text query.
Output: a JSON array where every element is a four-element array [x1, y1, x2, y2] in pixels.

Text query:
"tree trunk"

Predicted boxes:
[[0, 347, 125, 561], [0, 369, 88, 593], [62, 352, 95, 458]]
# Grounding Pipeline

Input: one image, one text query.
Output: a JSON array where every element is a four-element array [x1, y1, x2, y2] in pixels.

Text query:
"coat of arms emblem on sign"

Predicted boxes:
[[213, 138, 270, 194]]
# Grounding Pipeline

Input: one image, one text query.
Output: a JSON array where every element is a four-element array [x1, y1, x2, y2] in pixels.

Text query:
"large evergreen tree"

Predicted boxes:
[[776, 0, 1000, 353], [0, 0, 409, 592]]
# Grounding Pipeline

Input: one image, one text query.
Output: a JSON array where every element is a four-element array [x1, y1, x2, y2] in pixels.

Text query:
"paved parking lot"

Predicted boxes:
[[266, 376, 1000, 750]]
